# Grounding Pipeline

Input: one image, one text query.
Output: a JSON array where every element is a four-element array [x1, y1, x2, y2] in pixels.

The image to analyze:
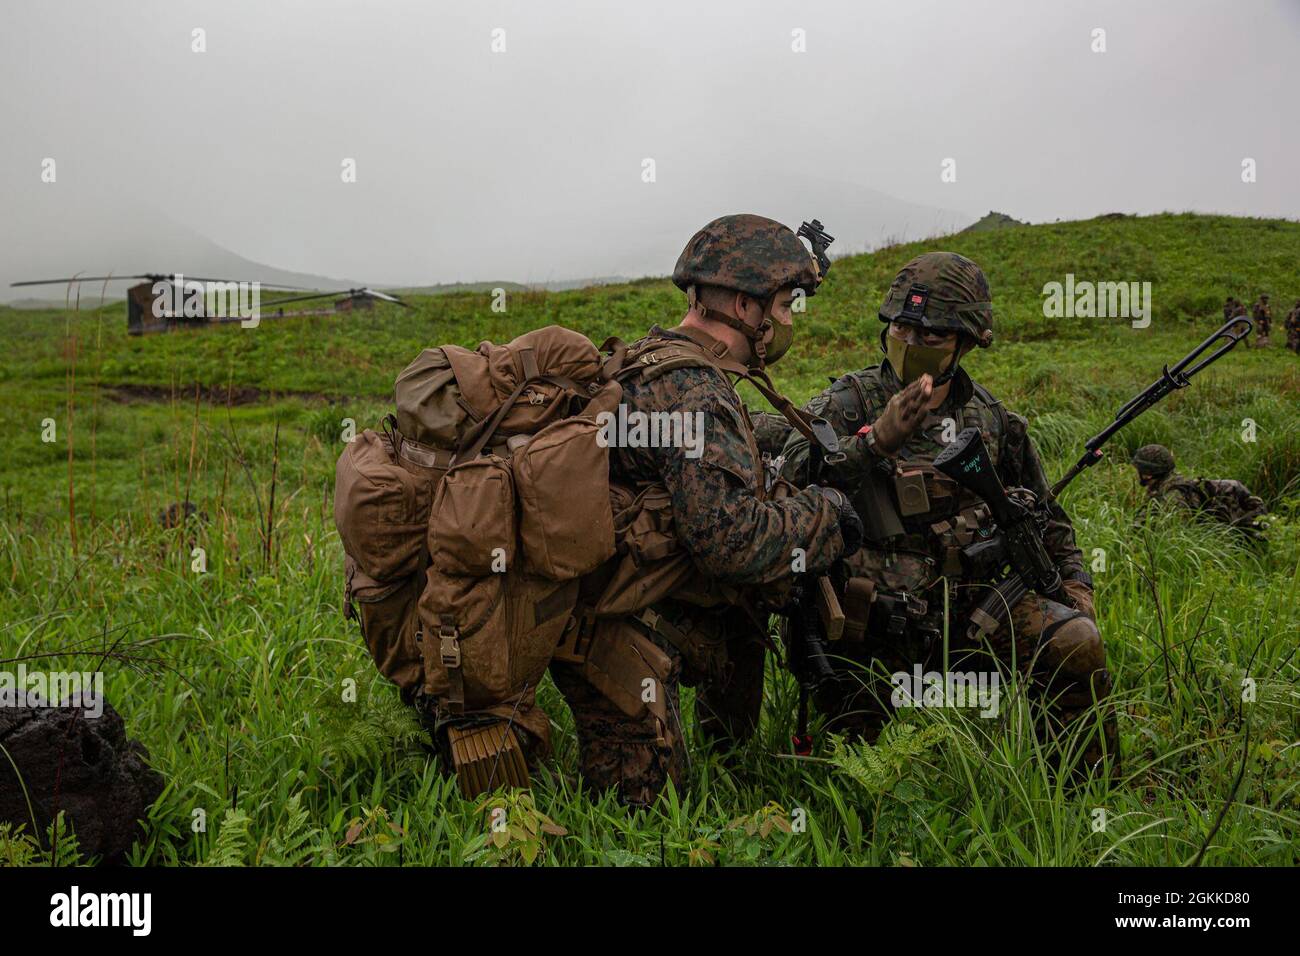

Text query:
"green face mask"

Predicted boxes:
[[885, 333, 958, 384], [763, 315, 793, 365]]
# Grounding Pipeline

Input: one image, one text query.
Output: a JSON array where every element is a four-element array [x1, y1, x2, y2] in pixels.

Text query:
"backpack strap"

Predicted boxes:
[[662, 324, 829, 450], [453, 372, 573, 465], [598, 336, 629, 381], [970, 381, 1010, 436]]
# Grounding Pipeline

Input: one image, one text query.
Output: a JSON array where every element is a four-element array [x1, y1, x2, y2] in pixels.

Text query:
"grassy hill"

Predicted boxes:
[[1, 212, 1297, 866]]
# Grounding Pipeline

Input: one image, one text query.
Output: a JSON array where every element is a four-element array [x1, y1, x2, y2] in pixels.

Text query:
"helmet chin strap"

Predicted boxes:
[[690, 284, 774, 367], [932, 349, 962, 386]]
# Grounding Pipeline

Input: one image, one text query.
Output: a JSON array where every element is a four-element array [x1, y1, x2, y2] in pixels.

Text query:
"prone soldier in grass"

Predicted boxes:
[[1131, 444, 1267, 540]]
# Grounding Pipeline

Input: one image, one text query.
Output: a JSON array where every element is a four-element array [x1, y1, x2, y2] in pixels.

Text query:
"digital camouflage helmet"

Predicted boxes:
[[1131, 444, 1175, 477], [878, 251, 994, 384], [673, 213, 831, 367]]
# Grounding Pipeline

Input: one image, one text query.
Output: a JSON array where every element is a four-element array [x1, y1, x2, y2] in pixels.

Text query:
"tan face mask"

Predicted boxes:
[[763, 312, 794, 365], [884, 333, 958, 384]]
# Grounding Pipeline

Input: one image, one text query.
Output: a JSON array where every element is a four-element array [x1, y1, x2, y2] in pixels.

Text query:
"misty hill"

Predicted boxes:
[[961, 211, 1028, 233]]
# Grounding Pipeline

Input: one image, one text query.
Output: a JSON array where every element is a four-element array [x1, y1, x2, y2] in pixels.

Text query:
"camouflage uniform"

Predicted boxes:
[[1252, 296, 1272, 344], [1133, 445, 1267, 539], [780, 253, 1116, 773], [550, 215, 847, 806], [1285, 302, 1300, 353]]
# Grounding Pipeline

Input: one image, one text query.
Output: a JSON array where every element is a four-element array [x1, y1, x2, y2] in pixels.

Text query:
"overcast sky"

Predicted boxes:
[[2, 0, 1297, 293]]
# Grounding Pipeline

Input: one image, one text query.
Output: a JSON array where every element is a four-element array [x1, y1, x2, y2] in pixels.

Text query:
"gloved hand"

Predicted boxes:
[[1062, 578, 1096, 621], [869, 374, 933, 457], [811, 485, 864, 557]]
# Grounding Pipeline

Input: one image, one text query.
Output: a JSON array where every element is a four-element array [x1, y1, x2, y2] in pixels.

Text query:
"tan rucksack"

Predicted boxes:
[[335, 326, 625, 794]]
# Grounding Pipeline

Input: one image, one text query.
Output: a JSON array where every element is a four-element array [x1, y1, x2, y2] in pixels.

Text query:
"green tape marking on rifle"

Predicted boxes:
[[931, 316, 1253, 640]]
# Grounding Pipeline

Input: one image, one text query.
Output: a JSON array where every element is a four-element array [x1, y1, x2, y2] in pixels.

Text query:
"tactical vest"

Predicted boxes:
[[829, 370, 1015, 600]]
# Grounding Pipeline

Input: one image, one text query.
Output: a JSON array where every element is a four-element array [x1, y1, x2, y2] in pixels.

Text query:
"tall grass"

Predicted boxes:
[[1, 212, 1297, 865]]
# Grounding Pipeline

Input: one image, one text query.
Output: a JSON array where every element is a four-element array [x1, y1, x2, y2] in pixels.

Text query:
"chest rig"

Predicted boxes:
[[852, 373, 1003, 564], [831, 370, 1012, 654]]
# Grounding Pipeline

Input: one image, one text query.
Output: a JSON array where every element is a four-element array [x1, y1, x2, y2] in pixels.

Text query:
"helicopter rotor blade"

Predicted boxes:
[[10, 275, 151, 287], [359, 288, 411, 307], [12, 274, 313, 290], [257, 291, 341, 308]]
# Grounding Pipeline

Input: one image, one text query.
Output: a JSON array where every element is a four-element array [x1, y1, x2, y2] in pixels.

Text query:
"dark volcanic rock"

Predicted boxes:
[[0, 689, 163, 862]]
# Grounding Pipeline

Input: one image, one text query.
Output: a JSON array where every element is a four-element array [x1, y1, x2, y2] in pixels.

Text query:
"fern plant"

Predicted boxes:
[[202, 794, 331, 866], [315, 678, 426, 766], [828, 722, 949, 798], [0, 812, 86, 867], [203, 808, 253, 866]]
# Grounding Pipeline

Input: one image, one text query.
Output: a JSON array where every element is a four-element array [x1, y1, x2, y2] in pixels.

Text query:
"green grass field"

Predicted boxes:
[[2, 212, 1298, 866]]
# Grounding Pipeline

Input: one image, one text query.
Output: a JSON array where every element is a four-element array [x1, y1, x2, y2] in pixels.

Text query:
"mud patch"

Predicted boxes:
[[107, 383, 376, 406]]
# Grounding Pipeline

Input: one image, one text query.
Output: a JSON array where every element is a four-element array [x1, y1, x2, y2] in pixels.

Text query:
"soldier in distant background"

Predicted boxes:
[[1285, 299, 1300, 353], [1252, 294, 1272, 346], [1222, 296, 1235, 323], [1131, 444, 1267, 540]]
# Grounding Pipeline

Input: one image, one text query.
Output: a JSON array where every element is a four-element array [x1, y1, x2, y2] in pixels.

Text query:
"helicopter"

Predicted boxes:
[[9, 273, 410, 335]]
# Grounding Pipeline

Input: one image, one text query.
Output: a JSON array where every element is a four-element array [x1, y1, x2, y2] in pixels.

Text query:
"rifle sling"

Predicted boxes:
[[668, 324, 826, 450]]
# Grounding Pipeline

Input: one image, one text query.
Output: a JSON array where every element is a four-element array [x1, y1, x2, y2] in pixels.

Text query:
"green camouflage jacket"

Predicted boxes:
[[1140, 471, 1266, 531], [779, 361, 1086, 601], [613, 325, 843, 587]]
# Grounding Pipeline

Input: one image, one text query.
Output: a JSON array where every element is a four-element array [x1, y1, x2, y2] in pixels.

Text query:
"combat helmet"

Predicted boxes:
[[673, 214, 824, 299], [1131, 444, 1175, 477], [878, 251, 995, 348], [673, 213, 829, 368]]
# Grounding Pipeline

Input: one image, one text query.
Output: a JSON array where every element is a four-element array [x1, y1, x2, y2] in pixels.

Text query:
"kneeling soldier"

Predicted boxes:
[[781, 252, 1118, 775], [549, 215, 927, 805]]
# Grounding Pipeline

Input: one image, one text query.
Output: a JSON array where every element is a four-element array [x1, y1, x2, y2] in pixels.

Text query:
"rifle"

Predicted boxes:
[[1050, 317, 1252, 498], [777, 419, 847, 753], [933, 317, 1253, 638]]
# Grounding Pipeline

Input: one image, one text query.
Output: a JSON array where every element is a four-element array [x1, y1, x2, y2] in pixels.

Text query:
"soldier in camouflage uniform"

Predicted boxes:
[[1132, 444, 1267, 539], [1285, 300, 1300, 353], [1252, 294, 1272, 345], [779, 252, 1118, 774], [549, 215, 929, 806]]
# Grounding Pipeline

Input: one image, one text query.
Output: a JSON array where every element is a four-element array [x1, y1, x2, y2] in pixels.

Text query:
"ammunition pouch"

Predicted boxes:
[[837, 575, 936, 656], [553, 610, 676, 745]]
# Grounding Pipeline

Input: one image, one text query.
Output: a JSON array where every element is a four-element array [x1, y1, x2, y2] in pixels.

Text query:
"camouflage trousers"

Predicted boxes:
[[549, 604, 766, 807], [818, 591, 1118, 776]]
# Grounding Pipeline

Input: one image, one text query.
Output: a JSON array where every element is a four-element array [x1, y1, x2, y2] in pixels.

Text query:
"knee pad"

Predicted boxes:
[[1039, 612, 1106, 681]]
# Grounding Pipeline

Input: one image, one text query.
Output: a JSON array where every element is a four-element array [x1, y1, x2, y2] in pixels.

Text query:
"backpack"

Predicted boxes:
[[334, 326, 626, 778]]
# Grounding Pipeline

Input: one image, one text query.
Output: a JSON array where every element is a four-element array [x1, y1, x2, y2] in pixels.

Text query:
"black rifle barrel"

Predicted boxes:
[[1048, 317, 1253, 499]]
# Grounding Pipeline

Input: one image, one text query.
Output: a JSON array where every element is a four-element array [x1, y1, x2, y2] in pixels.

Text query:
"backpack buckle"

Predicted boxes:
[[439, 624, 461, 669], [526, 388, 545, 406]]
